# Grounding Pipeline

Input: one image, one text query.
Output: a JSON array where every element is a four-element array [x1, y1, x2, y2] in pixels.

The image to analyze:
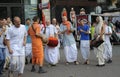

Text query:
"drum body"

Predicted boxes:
[[47, 37, 58, 47]]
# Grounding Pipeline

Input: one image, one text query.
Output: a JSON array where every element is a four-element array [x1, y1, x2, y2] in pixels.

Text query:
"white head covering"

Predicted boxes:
[[95, 16, 103, 35]]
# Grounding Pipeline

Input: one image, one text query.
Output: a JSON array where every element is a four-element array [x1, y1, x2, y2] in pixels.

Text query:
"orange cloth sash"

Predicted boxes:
[[63, 21, 71, 34]]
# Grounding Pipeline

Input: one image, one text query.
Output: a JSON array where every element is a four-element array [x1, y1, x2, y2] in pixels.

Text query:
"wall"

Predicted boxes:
[[24, 0, 38, 20]]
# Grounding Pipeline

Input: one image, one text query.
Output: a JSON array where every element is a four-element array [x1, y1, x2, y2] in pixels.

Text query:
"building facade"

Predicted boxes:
[[50, 0, 97, 23], [0, 0, 119, 23], [0, 0, 39, 24]]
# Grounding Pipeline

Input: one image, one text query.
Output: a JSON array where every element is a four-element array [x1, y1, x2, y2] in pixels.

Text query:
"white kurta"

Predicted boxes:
[[60, 22, 78, 62], [44, 24, 60, 64], [39, 24, 44, 34], [6, 25, 26, 56], [6, 25, 26, 74], [5, 26, 11, 59], [104, 26, 112, 60]]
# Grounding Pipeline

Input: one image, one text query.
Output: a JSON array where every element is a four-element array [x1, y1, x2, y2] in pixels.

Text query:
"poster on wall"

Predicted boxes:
[[75, 15, 88, 41], [24, 5, 38, 20], [76, 15, 88, 27]]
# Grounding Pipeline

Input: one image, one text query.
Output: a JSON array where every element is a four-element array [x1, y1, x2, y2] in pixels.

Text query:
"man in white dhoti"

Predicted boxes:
[[77, 19, 90, 64], [52, 18, 60, 60], [6, 17, 26, 77], [94, 16, 105, 67], [60, 16, 79, 65], [25, 18, 32, 64], [44, 20, 59, 66], [104, 21, 112, 63]]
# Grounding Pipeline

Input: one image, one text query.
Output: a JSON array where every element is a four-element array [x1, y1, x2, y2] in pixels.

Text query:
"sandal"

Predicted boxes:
[[84, 60, 89, 65], [66, 62, 69, 65], [74, 61, 79, 65]]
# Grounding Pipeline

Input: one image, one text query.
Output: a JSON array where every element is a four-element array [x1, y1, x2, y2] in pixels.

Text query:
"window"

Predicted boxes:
[[24, 0, 30, 4], [0, 0, 23, 3]]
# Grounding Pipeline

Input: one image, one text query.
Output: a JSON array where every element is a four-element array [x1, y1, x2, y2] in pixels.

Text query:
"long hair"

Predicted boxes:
[[95, 16, 104, 34], [98, 16, 103, 28]]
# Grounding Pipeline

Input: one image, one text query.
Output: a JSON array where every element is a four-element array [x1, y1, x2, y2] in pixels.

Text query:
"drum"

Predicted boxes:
[[47, 37, 58, 47], [90, 37, 104, 47]]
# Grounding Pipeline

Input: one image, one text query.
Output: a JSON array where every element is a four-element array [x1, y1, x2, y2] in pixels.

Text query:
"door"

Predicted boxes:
[[0, 7, 7, 18], [11, 7, 25, 23], [0, 4, 25, 24]]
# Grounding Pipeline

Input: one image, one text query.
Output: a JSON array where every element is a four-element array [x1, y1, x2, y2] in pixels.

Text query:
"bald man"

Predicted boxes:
[[6, 16, 27, 77], [44, 20, 59, 66], [60, 16, 79, 65]]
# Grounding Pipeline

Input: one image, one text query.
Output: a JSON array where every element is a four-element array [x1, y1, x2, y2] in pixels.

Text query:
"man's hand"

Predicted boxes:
[[69, 29, 74, 33], [61, 29, 67, 34], [0, 28, 6, 36], [99, 36, 103, 40], [2, 27, 6, 32], [80, 29, 84, 32], [9, 49, 13, 54], [64, 29, 68, 33], [23, 41, 26, 46], [57, 31, 61, 35]]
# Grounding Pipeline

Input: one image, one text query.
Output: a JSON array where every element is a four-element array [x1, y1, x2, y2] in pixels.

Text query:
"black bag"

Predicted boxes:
[[90, 37, 104, 48], [110, 31, 120, 42]]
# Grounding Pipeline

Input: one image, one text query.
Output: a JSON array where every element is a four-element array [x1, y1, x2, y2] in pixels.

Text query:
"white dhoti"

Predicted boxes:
[[9, 56, 25, 74], [104, 41, 112, 60], [80, 40, 90, 61], [25, 43, 32, 57], [57, 40, 60, 60], [45, 46, 60, 65], [94, 43, 105, 65], [4, 47, 10, 68], [64, 44, 78, 62], [5, 46, 10, 58]]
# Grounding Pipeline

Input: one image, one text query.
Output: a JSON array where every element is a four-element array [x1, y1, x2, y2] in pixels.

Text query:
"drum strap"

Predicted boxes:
[[31, 24, 37, 37], [43, 27, 46, 34], [31, 24, 36, 33]]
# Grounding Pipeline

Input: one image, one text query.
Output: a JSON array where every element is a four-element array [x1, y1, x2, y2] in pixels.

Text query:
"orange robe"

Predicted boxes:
[[28, 22, 44, 65]]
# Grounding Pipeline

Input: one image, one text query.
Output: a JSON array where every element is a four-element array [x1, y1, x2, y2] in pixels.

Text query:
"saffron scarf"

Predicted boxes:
[[63, 21, 71, 34]]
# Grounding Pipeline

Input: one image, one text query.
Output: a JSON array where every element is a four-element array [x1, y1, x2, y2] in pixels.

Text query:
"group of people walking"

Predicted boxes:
[[0, 14, 113, 77]]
